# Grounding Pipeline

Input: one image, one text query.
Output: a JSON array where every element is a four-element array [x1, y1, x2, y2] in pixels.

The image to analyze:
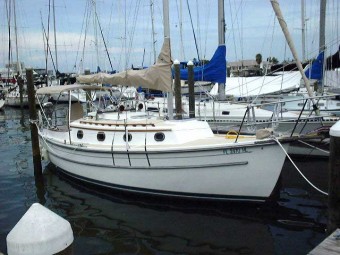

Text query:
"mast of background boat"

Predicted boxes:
[[94, 0, 100, 72], [5, 0, 11, 87], [270, 0, 319, 115], [319, 0, 326, 91], [301, 0, 306, 61], [163, 0, 174, 119], [217, 0, 226, 101], [52, 0, 58, 75], [13, 0, 25, 108], [179, 0, 185, 60], [13, 0, 22, 76]]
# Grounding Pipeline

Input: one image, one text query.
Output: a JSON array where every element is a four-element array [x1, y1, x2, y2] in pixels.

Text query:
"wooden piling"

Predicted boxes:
[[187, 60, 195, 118], [17, 73, 24, 109], [26, 68, 42, 177], [328, 121, 340, 234], [173, 60, 182, 120], [84, 69, 91, 113]]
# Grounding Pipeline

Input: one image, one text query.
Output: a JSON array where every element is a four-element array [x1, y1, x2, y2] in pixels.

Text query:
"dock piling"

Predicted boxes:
[[188, 60, 195, 118], [328, 121, 340, 234], [174, 59, 182, 119], [26, 68, 42, 177]]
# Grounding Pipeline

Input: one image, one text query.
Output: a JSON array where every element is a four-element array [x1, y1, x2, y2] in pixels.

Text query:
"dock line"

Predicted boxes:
[[273, 136, 328, 196]]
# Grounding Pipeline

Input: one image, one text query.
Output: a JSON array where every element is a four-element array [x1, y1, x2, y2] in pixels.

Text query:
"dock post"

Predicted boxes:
[[17, 74, 24, 109], [173, 59, 182, 119], [188, 60, 195, 118], [26, 68, 42, 177], [328, 121, 340, 234], [84, 69, 91, 113]]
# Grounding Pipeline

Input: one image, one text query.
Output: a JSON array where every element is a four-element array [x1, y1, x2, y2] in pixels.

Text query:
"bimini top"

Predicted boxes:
[[36, 84, 105, 95]]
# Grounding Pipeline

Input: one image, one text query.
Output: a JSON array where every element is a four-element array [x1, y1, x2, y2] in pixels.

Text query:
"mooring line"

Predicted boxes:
[[273, 136, 328, 196]]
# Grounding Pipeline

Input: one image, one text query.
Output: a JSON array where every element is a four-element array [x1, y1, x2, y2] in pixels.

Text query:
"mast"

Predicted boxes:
[[5, 0, 12, 85], [179, 0, 185, 60], [150, 0, 156, 64], [270, 0, 319, 114], [13, 0, 21, 76], [52, 0, 58, 73], [319, 0, 326, 53], [319, 0, 326, 91], [301, 0, 306, 61], [217, 0, 226, 101], [163, 0, 174, 119], [93, 0, 100, 71]]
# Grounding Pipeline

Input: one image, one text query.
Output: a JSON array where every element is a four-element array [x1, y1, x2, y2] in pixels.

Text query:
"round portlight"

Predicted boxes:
[[154, 132, 165, 142], [123, 133, 132, 142], [77, 130, 84, 139], [97, 132, 105, 141]]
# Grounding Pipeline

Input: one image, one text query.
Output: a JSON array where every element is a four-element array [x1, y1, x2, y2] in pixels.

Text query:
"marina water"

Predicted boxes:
[[0, 107, 329, 254]]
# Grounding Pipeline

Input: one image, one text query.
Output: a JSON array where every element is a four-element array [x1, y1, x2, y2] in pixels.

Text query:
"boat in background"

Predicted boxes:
[[0, 99, 4, 110]]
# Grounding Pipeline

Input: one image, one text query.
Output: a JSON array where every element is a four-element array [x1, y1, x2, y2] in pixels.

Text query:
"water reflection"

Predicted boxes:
[[41, 162, 327, 255]]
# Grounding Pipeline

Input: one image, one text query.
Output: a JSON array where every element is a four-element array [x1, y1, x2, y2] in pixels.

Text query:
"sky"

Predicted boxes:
[[0, 0, 339, 74]]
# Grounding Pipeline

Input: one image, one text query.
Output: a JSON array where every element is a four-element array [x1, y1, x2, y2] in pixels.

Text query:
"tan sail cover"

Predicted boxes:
[[77, 38, 173, 92]]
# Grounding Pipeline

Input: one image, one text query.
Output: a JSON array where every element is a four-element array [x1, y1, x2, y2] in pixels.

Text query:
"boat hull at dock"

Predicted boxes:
[[40, 125, 287, 201]]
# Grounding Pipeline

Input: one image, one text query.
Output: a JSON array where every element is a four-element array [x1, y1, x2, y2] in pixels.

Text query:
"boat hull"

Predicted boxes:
[[41, 137, 287, 201], [206, 117, 337, 134]]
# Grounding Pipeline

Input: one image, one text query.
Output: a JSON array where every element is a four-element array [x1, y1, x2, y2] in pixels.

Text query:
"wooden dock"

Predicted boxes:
[[308, 229, 340, 255]]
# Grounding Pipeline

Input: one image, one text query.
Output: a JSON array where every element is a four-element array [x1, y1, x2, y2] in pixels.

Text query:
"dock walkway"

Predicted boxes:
[[308, 229, 340, 255]]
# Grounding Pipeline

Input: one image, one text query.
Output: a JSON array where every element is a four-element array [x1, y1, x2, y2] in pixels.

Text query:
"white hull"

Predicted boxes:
[[5, 95, 29, 107], [39, 118, 287, 201], [181, 81, 213, 95], [149, 99, 338, 134], [205, 115, 338, 134]]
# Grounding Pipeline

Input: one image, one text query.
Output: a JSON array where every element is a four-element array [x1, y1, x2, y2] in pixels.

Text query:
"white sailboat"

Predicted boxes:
[[0, 99, 4, 110], [37, 1, 292, 201]]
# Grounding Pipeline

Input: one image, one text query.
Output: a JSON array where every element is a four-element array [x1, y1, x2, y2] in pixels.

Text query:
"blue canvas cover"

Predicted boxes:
[[305, 51, 324, 80], [175, 45, 226, 83]]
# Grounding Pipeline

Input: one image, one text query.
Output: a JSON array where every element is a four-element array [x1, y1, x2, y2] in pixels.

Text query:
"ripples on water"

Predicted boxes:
[[0, 107, 329, 255]]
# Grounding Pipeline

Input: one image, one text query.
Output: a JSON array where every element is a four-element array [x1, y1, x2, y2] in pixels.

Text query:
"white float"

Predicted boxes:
[[330, 121, 340, 137], [6, 203, 73, 255]]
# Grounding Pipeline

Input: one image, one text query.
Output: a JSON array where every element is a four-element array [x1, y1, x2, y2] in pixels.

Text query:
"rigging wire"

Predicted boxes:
[[195, 0, 202, 60], [175, 0, 185, 60], [40, 14, 57, 74], [203, 0, 210, 60], [5, 0, 12, 86], [73, 0, 89, 73], [186, 0, 200, 61], [45, 0, 51, 83], [125, 0, 141, 69], [227, 0, 243, 95], [81, 1, 92, 73], [94, 9, 114, 72]]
